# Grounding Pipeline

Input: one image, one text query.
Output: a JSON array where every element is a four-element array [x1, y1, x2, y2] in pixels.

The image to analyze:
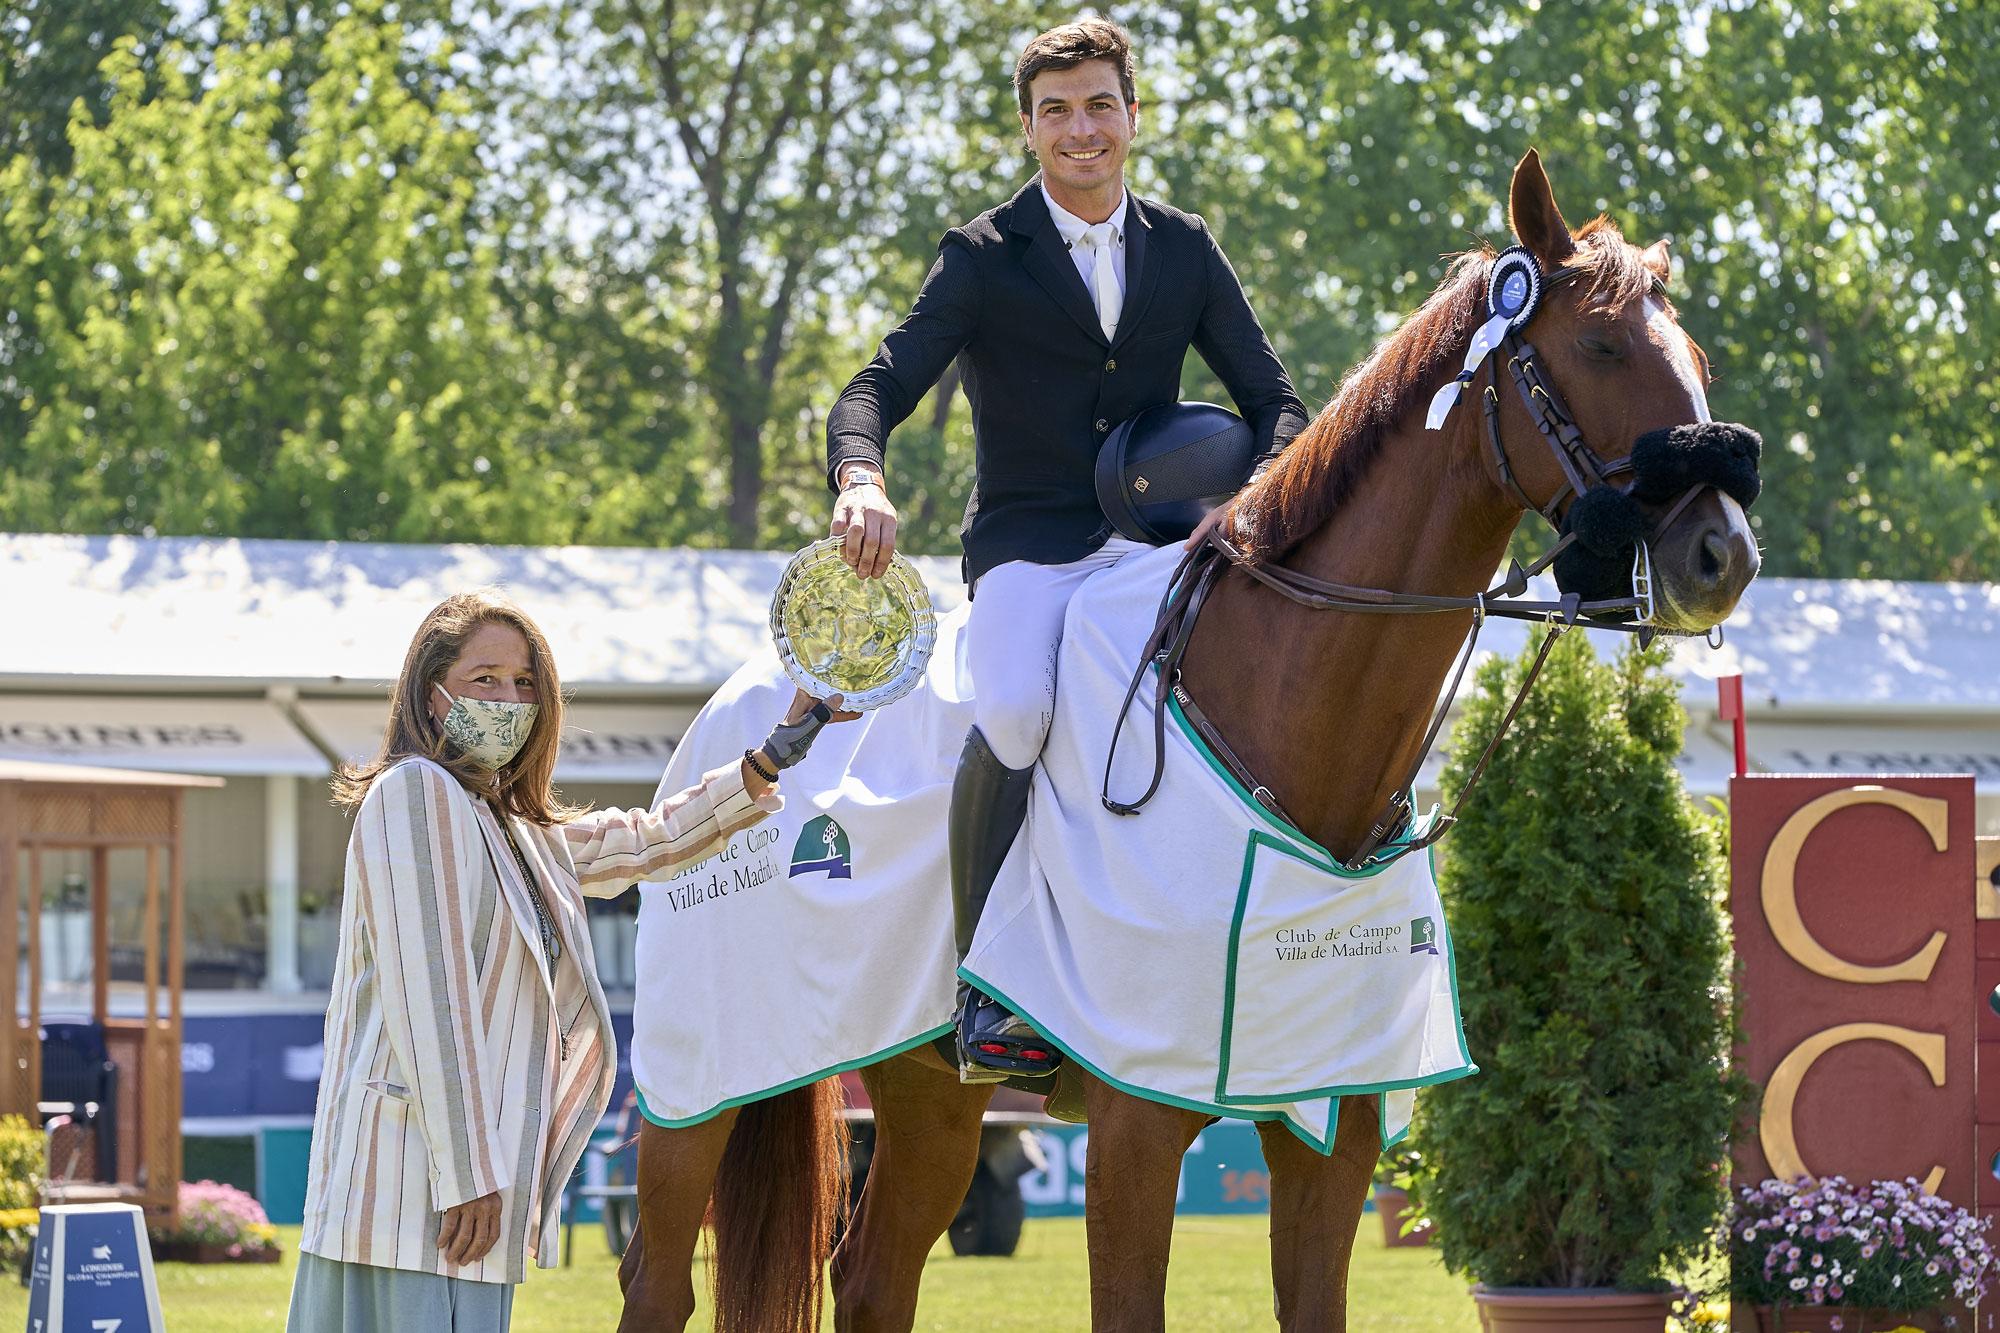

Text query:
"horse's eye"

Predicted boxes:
[[1577, 333, 1623, 362]]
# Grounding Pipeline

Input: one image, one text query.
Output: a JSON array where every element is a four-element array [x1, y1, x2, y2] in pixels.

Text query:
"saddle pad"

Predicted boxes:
[[961, 544, 1476, 1150], [627, 606, 972, 1127]]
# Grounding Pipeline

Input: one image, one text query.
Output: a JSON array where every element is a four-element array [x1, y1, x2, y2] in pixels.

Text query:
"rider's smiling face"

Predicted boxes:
[[1020, 59, 1136, 219]]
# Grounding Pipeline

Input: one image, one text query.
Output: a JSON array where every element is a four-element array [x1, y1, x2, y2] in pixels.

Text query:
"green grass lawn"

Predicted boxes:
[[3, 1215, 1483, 1331]]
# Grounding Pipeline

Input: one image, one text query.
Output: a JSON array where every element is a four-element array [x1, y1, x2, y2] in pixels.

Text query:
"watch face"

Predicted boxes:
[[769, 538, 938, 711]]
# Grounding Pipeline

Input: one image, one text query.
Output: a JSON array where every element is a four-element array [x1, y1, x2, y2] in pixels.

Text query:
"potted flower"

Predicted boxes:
[[1412, 634, 1749, 1332], [1732, 1176, 1995, 1331], [149, 1180, 281, 1264], [1372, 1146, 1433, 1248]]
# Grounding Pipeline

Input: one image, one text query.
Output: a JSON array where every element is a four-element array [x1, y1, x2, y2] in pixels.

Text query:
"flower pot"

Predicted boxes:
[[1472, 1286, 1677, 1332], [1370, 1185, 1433, 1248], [1749, 1308, 1941, 1332]]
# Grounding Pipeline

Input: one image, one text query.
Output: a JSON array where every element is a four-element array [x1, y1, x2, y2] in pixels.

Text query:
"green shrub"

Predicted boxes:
[[1411, 630, 1747, 1290], [0, 1114, 43, 1269], [0, 1115, 41, 1213]]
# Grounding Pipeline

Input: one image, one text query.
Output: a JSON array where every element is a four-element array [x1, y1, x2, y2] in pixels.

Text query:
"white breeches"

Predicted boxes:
[[967, 537, 1153, 770]]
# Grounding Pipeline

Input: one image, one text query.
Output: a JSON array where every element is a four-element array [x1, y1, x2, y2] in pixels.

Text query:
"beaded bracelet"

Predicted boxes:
[[744, 747, 780, 783]]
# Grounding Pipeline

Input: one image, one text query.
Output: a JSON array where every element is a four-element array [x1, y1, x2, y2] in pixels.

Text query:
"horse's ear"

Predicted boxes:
[[1509, 149, 1576, 267], [1641, 239, 1672, 281]]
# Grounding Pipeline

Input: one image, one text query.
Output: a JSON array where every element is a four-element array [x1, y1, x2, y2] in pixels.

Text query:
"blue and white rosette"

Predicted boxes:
[[1425, 246, 1544, 430]]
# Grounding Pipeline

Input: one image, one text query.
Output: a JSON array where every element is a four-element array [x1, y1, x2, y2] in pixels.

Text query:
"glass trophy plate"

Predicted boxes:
[[769, 537, 937, 711]]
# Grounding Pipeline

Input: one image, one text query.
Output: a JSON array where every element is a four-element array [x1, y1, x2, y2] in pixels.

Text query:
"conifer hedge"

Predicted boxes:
[[1413, 630, 1746, 1290]]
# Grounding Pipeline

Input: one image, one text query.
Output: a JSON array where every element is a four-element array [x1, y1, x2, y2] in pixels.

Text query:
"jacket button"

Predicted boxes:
[[1095, 418, 1109, 432], [1105, 359, 1117, 372]]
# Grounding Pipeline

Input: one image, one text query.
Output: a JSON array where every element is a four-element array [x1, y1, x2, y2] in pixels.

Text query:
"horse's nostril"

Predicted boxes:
[[1698, 530, 1727, 585]]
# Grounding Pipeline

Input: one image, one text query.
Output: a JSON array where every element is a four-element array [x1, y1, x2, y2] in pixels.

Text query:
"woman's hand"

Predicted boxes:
[[743, 691, 859, 798], [438, 1190, 503, 1266], [785, 687, 858, 727]]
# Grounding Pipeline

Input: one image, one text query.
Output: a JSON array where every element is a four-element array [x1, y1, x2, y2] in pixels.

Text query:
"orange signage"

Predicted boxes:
[[1730, 775, 1979, 1207]]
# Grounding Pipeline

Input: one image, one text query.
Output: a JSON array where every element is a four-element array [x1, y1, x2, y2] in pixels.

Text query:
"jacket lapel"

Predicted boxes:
[[472, 805, 557, 996], [1108, 195, 1161, 354], [1009, 177, 1112, 347]]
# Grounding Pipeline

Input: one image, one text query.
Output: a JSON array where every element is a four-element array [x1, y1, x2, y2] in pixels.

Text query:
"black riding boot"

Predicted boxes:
[[949, 726, 1061, 1082]]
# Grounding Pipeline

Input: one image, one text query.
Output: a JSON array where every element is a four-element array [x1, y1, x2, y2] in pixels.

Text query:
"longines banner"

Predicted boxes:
[[1729, 774, 1990, 1217]]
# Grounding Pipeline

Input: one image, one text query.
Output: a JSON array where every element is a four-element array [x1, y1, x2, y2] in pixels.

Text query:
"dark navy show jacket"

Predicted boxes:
[[826, 176, 1309, 588]]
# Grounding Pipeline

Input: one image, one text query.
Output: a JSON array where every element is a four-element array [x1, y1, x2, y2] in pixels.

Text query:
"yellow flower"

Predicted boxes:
[[1687, 1302, 1729, 1327]]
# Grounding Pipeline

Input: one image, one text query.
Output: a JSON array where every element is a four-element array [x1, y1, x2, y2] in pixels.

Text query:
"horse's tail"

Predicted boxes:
[[709, 1076, 850, 1333]]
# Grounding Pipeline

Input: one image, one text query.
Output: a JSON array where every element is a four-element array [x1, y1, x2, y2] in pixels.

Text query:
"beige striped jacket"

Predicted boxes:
[[299, 754, 777, 1285]]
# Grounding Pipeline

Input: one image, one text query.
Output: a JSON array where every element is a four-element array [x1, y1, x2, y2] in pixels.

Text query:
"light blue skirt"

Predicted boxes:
[[286, 1251, 516, 1332]]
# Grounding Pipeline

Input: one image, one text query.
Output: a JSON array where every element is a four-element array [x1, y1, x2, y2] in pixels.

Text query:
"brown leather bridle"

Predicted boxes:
[[1102, 265, 1727, 871]]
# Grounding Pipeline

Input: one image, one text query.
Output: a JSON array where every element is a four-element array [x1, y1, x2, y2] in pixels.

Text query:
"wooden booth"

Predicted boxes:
[[1, 758, 222, 1218]]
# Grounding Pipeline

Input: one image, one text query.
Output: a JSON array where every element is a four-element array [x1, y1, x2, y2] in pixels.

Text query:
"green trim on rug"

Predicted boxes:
[[1212, 832, 1478, 1106], [959, 965, 1340, 1155], [635, 1023, 953, 1129], [1434, 843, 1474, 1073], [1163, 690, 1440, 876]]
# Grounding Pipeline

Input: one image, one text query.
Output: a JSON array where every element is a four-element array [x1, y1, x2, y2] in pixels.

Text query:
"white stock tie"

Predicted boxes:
[[1077, 222, 1122, 343]]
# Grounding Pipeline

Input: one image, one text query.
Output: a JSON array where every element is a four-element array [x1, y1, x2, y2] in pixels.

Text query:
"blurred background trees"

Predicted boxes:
[[2, 0, 1993, 578]]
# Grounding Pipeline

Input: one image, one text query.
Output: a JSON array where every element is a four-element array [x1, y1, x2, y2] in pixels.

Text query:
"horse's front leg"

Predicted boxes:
[[1083, 1076, 1209, 1332], [1255, 1095, 1380, 1333], [832, 1050, 994, 1332], [616, 1110, 739, 1333]]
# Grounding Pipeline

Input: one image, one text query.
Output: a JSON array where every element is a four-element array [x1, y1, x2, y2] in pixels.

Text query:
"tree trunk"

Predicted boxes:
[[725, 400, 763, 547]]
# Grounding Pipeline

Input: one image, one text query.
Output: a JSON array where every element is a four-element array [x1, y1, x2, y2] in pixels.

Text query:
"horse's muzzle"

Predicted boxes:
[[1550, 420, 1764, 630], [1651, 487, 1760, 631]]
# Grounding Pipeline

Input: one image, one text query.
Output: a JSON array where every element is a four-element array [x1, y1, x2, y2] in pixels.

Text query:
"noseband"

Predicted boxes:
[[1102, 254, 1762, 872]]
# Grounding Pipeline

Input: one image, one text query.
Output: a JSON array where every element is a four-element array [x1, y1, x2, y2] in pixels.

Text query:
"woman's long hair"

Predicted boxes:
[[332, 589, 577, 824]]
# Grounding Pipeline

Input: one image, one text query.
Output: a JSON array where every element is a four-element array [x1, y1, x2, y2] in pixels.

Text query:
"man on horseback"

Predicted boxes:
[[825, 18, 1307, 1083]]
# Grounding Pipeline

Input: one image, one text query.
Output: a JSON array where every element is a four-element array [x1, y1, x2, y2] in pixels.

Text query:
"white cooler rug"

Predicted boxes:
[[960, 544, 1477, 1150], [631, 606, 971, 1127], [632, 546, 1476, 1150]]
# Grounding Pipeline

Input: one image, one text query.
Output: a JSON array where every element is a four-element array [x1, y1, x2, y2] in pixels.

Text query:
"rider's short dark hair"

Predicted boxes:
[[1014, 19, 1137, 118]]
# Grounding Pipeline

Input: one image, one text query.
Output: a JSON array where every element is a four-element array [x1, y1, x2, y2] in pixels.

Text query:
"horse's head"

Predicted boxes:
[[1491, 150, 1760, 633]]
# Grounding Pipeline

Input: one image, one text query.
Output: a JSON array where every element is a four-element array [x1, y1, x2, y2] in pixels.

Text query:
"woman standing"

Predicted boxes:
[[288, 590, 846, 1331]]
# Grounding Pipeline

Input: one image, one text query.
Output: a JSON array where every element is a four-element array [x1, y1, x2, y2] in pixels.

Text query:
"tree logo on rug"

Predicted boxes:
[[1409, 916, 1439, 955], [789, 815, 854, 880]]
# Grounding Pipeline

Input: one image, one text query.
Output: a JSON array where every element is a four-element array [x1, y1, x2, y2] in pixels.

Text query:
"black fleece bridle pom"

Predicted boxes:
[[1553, 485, 1650, 601], [1629, 422, 1762, 510]]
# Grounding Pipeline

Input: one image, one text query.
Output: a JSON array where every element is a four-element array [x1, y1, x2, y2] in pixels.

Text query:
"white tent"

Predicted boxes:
[[4, 531, 1995, 994]]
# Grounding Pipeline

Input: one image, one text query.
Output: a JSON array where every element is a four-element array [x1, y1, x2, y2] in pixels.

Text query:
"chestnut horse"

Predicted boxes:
[[615, 149, 1760, 1332]]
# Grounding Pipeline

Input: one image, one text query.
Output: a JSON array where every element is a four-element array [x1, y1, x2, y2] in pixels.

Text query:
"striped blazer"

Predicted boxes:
[[299, 754, 777, 1285]]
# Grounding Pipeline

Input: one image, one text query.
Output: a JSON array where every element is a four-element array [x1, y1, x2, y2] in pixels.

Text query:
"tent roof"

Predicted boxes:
[[3, 533, 962, 699], [0, 757, 224, 788], [3, 532, 1993, 716]]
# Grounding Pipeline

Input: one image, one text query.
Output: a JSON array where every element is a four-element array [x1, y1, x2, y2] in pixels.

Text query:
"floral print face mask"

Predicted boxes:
[[433, 684, 538, 770]]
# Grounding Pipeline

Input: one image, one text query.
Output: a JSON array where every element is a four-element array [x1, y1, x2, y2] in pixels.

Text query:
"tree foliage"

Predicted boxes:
[[1141, 1, 1999, 580], [0, 0, 175, 175], [1, 1, 1992, 578], [1412, 631, 1745, 1290]]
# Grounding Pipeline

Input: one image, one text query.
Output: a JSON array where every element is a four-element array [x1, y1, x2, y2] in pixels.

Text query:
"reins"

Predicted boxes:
[[1101, 266, 1722, 873]]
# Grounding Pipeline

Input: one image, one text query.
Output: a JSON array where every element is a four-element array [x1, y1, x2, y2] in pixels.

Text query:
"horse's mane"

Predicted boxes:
[[1231, 217, 1663, 562]]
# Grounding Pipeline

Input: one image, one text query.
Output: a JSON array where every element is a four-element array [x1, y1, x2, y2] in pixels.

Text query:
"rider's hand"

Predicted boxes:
[[1184, 506, 1231, 551], [438, 1190, 502, 1267], [831, 469, 899, 579]]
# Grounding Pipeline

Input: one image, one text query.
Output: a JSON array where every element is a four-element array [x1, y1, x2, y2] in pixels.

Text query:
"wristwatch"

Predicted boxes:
[[840, 465, 884, 491]]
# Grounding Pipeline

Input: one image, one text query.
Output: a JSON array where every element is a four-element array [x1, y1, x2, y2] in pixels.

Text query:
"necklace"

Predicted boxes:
[[489, 804, 573, 1059]]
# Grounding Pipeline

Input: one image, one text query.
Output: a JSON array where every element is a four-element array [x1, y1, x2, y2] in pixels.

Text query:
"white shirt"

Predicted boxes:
[[1043, 183, 1129, 300]]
